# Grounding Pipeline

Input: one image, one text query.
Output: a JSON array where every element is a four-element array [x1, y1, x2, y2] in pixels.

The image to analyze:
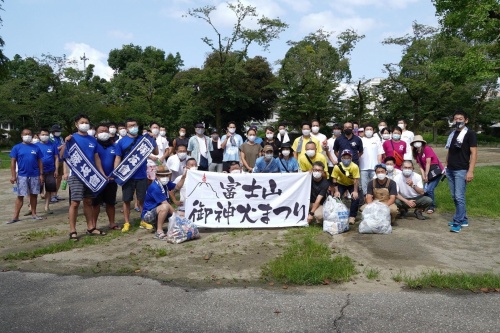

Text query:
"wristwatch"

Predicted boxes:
[[412, 184, 416, 188], [309, 211, 314, 216]]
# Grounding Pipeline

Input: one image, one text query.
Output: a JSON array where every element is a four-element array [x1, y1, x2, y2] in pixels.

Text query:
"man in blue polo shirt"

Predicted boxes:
[[50, 124, 65, 202], [36, 128, 59, 214], [333, 121, 363, 165], [8, 129, 44, 223]]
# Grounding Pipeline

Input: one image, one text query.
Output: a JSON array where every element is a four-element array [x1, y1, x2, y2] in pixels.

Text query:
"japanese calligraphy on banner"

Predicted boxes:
[[65, 139, 107, 193], [112, 136, 154, 186], [185, 171, 311, 228]]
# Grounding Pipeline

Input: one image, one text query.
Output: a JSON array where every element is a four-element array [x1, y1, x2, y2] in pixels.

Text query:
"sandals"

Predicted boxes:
[[109, 224, 120, 230], [69, 231, 78, 241], [86, 228, 107, 236], [6, 219, 21, 225]]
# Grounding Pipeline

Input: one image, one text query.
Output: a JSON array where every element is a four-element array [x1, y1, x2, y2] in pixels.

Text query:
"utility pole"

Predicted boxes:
[[80, 53, 89, 70]]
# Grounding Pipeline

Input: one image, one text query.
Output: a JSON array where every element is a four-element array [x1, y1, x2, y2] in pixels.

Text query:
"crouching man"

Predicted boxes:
[[363, 163, 399, 226], [394, 160, 432, 220], [141, 169, 187, 240]]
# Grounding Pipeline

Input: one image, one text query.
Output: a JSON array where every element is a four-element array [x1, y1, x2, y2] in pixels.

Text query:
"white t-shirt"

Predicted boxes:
[[311, 132, 327, 145], [326, 137, 338, 167], [166, 154, 187, 181], [197, 136, 208, 159], [173, 175, 186, 203], [394, 172, 423, 199], [401, 130, 414, 160], [359, 136, 384, 170]]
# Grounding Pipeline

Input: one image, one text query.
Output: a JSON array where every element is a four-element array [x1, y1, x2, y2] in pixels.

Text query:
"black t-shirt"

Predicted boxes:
[[210, 139, 224, 163], [310, 177, 330, 204], [333, 135, 363, 164], [261, 139, 281, 158], [366, 178, 398, 197], [447, 129, 477, 170]]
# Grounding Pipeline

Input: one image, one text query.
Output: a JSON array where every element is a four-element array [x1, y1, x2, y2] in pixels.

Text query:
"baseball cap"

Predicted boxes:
[[341, 149, 353, 157]]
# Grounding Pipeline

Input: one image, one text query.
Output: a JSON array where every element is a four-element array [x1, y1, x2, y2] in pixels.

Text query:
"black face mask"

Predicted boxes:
[[454, 121, 465, 129], [344, 129, 353, 135]]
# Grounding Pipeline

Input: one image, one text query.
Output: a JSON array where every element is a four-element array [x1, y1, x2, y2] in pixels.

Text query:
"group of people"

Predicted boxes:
[[8, 110, 477, 239]]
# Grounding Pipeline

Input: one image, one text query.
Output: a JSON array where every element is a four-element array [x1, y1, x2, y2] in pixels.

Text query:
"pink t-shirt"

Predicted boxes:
[[415, 146, 443, 170], [383, 139, 407, 170]]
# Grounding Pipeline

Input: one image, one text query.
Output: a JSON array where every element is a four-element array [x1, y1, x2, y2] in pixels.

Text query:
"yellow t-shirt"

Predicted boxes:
[[298, 153, 328, 176], [292, 136, 323, 158], [331, 162, 360, 186]]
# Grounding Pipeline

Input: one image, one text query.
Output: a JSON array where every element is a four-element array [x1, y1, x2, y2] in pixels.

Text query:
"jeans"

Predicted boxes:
[[424, 176, 441, 209], [447, 169, 468, 224], [360, 170, 375, 197], [209, 163, 223, 172], [337, 184, 360, 218]]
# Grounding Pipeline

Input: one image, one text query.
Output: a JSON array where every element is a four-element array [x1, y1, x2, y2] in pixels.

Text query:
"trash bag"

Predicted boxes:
[[358, 201, 392, 234], [323, 196, 350, 235], [166, 213, 200, 244]]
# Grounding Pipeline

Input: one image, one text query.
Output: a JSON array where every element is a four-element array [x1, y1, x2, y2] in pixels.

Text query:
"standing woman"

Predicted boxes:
[[239, 128, 262, 173], [382, 126, 407, 170], [411, 135, 444, 214], [379, 127, 391, 145], [261, 126, 281, 158]]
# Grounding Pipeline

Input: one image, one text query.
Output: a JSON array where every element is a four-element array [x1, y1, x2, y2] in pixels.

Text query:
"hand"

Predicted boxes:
[[10, 176, 16, 184], [39, 175, 44, 184], [422, 176, 428, 183], [63, 174, 69, 181], [54, 171, 58, 178], [307, 214, 313, 224], [466, 171, 474, 182], [406, 200, 416, 208], [159, 157, 165, 163], [351, 191, 359, 200], [334, 191, 340, 198], [150, 156, 158, 161], [65, 135, 73, 142], [405, 179, 413, 187]]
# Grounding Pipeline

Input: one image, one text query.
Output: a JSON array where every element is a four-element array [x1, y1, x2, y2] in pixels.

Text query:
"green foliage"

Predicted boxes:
[[402, 270, 500, 290], [365, 267, 380, 280]]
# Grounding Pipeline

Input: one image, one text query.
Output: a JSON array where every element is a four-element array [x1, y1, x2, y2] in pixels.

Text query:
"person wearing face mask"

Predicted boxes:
[[187, 123, 212, 171], [91, 124, 119, 231], [172, 127, 189, 154], [397, 119, 414, 160], [298, 141, 328, 174], [114, 118, 159, 233], [276, 123, 290, 144], [171, 158, 198, 210], [445, 110, 477, 233], [261, 126, 281, 158], [292, 121, 322, 159], [376, 121, 388, 142], [50, 124, 66, 201], [166, 144, 189, 181], [158, 126, 171, 163], [379, 127, 392, 144], [220, 121, 243, 172], [308, 161, 330, 224], [108, 122, 118, 143], [116, 123, 127, 142], [61, 114, 108, 240], [310, 119, 327, 144], [7, 128, 44, 224], [382, 126, 408, 170], [363, 163, 399, 226], [227, 161, 244, 174], [394, 160, 432, 220], [382, 156, 402, 180], [147, 122, 171, 183], [333, 121, 363, 166], [244, 125, 263, 144], [410, 135, 443, 214], [325, 124, 341, 174], [253, 145, 280, 173], [208, 129, 224, 172], [35, 129, 59, 214], [31, 134, 40, 144], [87, 125, 96, 138], [331, 150, 360, 225], [277, 142, 299, 173], [359, 124, 384, 200], [142, 169, 186, 240], [239, 128, 263, 172]]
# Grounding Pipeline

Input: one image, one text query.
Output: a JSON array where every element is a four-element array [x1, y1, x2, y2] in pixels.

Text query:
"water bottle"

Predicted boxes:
[[12, 185, 18, 194], [61, 179, 67, 190]]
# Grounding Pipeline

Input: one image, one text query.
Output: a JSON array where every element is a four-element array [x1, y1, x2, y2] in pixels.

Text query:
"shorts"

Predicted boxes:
[[68, 175, 94, 202], [92, 182, 118, 206], [16, 176, 41, 196], [147, 165, 157, 181], [122, 178, 148, 202], [142, 208, 158, 223], [43, 171, 57, 193]]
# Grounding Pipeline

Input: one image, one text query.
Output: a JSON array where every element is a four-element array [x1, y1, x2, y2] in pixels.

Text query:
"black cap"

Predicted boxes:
[[211, 128, 218, 134], [50, 124, 62, 132], [195, 123, 205, 128]]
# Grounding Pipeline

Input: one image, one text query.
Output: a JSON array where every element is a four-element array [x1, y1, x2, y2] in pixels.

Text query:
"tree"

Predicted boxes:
[[188, 0, 288, 129]]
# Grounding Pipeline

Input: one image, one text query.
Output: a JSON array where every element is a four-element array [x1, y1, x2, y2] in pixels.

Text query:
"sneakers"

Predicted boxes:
[[55, 195, 65, 201], [134, 207, 140, 212], [448, 221, 469, 227], [140, 221, 154, 230], [121, 223, 130, 233], [154, 232, 167, 240], [414, 209, 426, 220], [50, 197, 58, 203], [450, 224, 461, 233]]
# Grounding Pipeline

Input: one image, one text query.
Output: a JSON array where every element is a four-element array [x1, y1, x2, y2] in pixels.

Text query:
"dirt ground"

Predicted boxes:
[[1, 147, 499, 292]]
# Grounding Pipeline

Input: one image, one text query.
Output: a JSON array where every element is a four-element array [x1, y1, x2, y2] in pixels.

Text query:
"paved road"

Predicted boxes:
[[1, 271, 498, 333]]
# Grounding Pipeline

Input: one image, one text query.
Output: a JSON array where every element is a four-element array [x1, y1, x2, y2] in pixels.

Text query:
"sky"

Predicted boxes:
[[2, 0, 438, 86]]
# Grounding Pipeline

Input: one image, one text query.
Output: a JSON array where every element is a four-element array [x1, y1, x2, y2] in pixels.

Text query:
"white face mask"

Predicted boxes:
[[151, 128, 159, 136], [31, 138, 39, 144], [398, 123, 405, 130], [306, 149, 315, 157], [266, 133, 274, 140], [376, 173, 386, 180], [159, 177, 169, 185], [302, 129, 311, 137], [128, 127, 139, 136], [177, 152, 187, 160], [78, 124, 90, 133], [54, 131, 61, 137], [281, 150, 290, 157], [365, 130, 374, 138], [413, 142, 422, 148], [230, 169, 241, 174], [97, 133, 110, 141], [247, 135, 256, 142], [392, 134, 401, 141], [159, 131, 166, 137], [22, 135, 32, 143], [279, 129, 286, 135], [179, 131, 186, 136], [378, 126, 385, 132], [189, 166, 198, 171], [119, 129, 127, 137], [228, 128, 236, 134], [109, 128, 117, 135], [87, 129, 95, 137], [386, 165, 394, 172], [403, 169, 413, 177], [40, 135, 49, 142], [382, 134, 391, 140], [311, 126, 320, 134], [312, 171, 322, 179], [265, 153, 273, 160]]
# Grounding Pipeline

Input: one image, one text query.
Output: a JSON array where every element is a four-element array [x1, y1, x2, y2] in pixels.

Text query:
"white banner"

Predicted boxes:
[[185, 171, 311, 228]]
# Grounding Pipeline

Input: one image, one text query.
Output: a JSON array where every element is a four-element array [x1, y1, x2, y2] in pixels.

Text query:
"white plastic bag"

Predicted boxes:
[[358, 201, 392, 234], [323, 196, 350, 235], [166, 213, 200, 244]]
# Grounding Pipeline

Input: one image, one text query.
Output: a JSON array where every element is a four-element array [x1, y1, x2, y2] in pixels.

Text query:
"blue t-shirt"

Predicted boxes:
[[36, 142, 58, 172], [142, 179, 176, 218], [333, 135, 364, 164], [115, 135, 157, 180], [51, 135, 64, 148], [277, 157, 299, 172], [96, 142, 116, 179], [220, 134, 243, 162], [72, 133, 98, 162], [253, 156, 280, 173], [10, 143, 43, 177]]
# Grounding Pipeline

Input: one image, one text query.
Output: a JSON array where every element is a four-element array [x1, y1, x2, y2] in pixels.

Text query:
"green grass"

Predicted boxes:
[[434, 166, 500, 218], [262, 227, 357, 285], [0, 151, 10, 169], [365, 267, 380, 280], [18, 228, 63, 241], [143, 245, 169, 258], [402, 271, 500, 291]]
